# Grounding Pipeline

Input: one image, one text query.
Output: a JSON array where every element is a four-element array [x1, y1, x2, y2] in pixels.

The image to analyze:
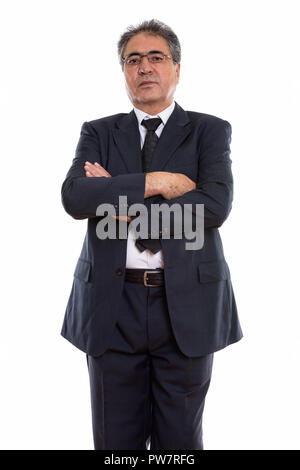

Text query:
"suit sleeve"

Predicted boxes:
[[61, 121, 146, 219], [144, 118, 234, 237]]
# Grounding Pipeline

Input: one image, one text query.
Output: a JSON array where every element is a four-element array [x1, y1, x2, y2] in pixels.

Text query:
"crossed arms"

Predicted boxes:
[[85, 161, 195, 199], [62, 119, 233, 233], [84, 161, 195, 221]]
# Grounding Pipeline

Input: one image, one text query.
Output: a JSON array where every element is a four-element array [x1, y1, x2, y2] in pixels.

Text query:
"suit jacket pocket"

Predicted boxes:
[[74, 258, 92, 283], [65, 258, 94, 329], [198, 259, 230, 283]]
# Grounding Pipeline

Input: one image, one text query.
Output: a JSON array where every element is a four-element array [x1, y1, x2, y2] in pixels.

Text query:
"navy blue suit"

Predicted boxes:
[[60, 102, 243, 449]]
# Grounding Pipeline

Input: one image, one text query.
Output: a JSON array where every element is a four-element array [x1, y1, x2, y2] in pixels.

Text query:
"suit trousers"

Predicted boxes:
[[86, 278, 214, 450]]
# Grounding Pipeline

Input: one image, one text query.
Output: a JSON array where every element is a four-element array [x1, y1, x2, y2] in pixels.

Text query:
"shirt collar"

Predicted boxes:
[[133, 100, 175, 127]]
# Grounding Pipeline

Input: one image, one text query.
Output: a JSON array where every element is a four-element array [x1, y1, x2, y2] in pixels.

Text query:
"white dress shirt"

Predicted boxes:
[[125, 100, 176, 269]]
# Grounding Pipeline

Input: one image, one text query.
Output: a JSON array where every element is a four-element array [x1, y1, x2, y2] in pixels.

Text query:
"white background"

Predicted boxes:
[[1, 0, 299, 450]]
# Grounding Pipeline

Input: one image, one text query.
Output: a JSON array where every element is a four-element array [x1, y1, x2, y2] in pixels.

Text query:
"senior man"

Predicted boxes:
[[60, 19, 243, 450]]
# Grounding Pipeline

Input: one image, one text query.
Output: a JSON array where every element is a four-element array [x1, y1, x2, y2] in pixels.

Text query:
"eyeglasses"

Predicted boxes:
[[122, 51, 173, 66]]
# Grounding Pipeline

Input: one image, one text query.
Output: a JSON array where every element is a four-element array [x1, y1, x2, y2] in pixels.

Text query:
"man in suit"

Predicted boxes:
[[60, 19, 243, 450]]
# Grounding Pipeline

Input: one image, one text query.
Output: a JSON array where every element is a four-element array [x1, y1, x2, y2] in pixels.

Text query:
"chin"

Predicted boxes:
[[137, 92, 160, 103]]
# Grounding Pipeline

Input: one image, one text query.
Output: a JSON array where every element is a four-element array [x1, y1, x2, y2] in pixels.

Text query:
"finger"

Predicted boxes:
[[94, 169, 110, 177], [84, 164, 97, 176], [93, 167, 108, 177], [85, 171, 93, 177], [85, 168, 95, 176], [94, 162, 106, 172], [112, 215, 131, 222], [94, 162, 111, 177], [85, 166, 106, 178], [85, 162, 99, 174], [85, 162, 110, 177]]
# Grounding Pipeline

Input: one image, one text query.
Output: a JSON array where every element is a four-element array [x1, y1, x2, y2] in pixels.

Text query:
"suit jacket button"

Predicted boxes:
[[116, 268, 123, 276]]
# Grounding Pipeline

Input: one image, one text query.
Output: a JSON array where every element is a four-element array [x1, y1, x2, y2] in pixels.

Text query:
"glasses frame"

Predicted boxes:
[[122, 50, 174, 66]]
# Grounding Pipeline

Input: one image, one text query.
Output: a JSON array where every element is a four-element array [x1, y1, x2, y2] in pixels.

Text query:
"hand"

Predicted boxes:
[[145, 172, 196, 199], [84, 161, 111, 178], [84, 161, 131, 222]]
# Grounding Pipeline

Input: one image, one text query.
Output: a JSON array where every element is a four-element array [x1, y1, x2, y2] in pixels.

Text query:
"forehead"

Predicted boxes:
[[123, 33, 170, 56]]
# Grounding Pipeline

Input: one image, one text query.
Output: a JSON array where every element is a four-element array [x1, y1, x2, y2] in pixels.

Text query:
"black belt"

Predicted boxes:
[[125, 268, 165, 287]]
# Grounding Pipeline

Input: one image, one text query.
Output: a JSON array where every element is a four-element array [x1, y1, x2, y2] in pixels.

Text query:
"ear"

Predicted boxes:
[[175, 63, 181, 83]]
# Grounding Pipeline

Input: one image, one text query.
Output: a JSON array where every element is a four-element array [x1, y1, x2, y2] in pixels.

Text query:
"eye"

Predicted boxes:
[[150, 54, 164, 62], [127, 56, 140, 65]]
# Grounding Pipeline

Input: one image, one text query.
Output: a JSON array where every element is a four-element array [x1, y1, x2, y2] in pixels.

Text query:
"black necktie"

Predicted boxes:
[[135, 117, 162, 254]]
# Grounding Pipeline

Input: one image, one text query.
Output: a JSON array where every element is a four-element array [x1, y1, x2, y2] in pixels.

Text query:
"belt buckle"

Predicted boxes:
[[143, 270, 161, 287]]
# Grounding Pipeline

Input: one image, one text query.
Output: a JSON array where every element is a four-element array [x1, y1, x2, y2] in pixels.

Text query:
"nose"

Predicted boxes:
[[138, 56, 153, 74]]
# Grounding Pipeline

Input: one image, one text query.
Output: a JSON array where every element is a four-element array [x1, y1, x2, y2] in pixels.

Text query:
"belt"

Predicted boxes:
[[125, 268, 165, 287]]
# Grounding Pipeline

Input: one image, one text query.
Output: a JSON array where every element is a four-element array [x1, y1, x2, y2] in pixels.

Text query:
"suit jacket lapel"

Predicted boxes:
[[112, 101, 191, 175], [150, 102, 191, 172], [112, 110, 142, 174]]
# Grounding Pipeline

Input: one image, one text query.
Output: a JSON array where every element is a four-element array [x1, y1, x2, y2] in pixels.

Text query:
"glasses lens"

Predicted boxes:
[[148, 52, 165, 63], [126, 55, 141, 65], [125, 52, 166, 65]]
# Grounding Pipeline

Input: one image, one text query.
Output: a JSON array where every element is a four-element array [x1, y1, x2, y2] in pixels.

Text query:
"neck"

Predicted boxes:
[[134, 99, 173, 116]]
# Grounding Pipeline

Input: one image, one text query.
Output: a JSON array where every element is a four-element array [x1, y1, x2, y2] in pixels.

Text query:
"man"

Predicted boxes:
[[60, 19, 243, 450]]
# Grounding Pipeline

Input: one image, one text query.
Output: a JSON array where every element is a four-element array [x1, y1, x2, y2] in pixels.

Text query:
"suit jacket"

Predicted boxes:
[[60, 101, 243, 357]]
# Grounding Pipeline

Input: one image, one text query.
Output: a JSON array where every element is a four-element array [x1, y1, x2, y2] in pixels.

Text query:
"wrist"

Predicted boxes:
[[145, 171, 165, 198]]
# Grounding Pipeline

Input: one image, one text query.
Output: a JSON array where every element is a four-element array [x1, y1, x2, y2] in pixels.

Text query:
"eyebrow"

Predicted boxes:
[[125, 50, 164, 58]]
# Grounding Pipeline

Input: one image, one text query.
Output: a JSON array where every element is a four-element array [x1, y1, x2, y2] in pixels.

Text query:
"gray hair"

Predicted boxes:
[[117, 19, 181, 69]]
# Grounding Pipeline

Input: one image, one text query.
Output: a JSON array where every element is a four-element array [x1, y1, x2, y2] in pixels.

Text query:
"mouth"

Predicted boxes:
[[139, 81, 156, 87]]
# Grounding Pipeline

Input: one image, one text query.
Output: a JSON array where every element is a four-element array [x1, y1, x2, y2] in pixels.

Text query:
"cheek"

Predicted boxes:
[[160, 77, 173, 92], [162, 70, 176, 87], [125, 73, 136, 89]]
